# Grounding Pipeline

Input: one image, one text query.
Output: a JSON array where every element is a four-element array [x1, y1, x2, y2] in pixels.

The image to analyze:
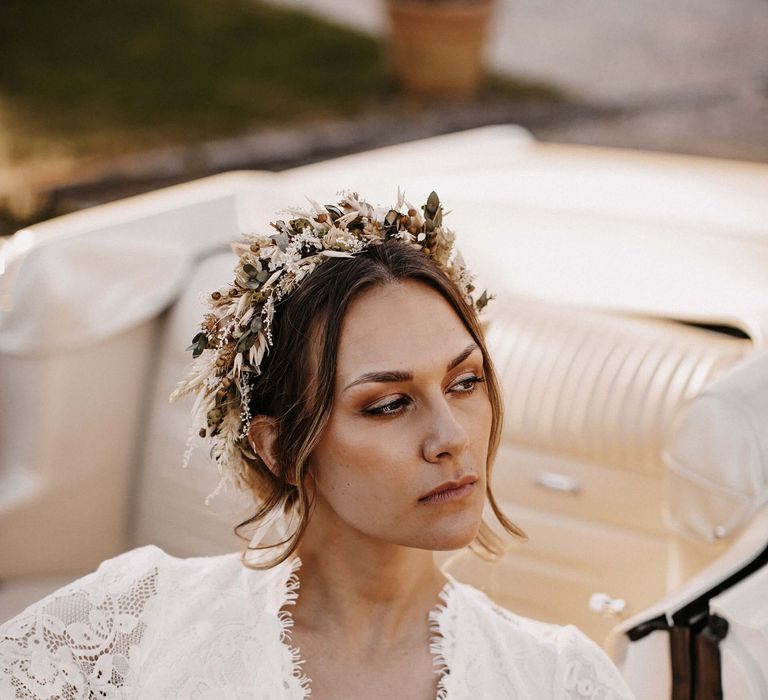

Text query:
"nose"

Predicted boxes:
[[422, 393, 471, 463]]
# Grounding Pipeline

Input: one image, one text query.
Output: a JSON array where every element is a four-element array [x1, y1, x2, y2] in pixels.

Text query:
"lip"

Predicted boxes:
[[419, 475, 478, 504]]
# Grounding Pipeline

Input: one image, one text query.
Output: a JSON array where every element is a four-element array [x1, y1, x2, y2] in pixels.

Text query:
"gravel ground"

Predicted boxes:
[[268, 0, 768, 161]]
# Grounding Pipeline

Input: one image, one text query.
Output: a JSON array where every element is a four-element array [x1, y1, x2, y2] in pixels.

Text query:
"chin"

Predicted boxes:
[[414, 517, 482, 552]]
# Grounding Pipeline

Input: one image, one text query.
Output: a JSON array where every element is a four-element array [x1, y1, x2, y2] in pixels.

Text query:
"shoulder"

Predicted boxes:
[[0, 545, 282, 699], [446, 581, 636, 699]]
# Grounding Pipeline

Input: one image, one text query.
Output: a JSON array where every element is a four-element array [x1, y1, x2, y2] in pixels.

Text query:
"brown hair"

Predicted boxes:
[[237, 239, 526, 568]]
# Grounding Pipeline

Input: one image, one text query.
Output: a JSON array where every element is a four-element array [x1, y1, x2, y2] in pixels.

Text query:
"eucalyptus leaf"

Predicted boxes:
[[425, 191, 440, 217], [236, 332, 255, 354], [290, 217, 311, 232], [272, 232, 289, 251]]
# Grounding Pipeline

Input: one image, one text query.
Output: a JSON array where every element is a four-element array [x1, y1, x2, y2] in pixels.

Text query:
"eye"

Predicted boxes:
[[363, 396, 410, 417], [450, 374, 486, 394]]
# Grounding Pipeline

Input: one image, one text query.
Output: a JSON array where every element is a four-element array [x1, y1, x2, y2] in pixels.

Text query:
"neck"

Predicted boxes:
[[290, 498, 448, 652]]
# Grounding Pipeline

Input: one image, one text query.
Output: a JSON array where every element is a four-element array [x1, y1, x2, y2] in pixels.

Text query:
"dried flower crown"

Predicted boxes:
[[170, 188, 493, 503]]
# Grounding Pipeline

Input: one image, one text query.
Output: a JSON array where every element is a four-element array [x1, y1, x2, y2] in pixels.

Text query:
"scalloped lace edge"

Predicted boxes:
[[278, 557, 313, 697], [428, 581, 454, 700], [277, 556, 455, 700]]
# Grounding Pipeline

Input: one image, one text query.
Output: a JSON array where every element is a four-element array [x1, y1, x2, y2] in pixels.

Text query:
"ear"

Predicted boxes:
[[248, 415, 280, 477]]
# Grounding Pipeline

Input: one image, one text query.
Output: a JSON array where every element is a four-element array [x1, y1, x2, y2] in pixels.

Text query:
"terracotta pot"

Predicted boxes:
[[385, 0, 494, 99]]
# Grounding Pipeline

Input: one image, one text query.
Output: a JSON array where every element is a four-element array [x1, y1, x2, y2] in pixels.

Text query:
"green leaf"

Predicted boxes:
[[425, 191, 440, 217], [190, 332, 209, 357], [272, 232, 289, 251], [236, 332, 256, 354]]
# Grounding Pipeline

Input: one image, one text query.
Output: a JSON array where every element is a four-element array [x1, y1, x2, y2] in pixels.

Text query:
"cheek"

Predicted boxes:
[[311, 417, 414, 513], [458, 392, 493, 454]]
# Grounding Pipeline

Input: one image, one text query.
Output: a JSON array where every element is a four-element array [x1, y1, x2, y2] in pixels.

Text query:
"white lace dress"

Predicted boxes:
[[1, 545, 635, 699]]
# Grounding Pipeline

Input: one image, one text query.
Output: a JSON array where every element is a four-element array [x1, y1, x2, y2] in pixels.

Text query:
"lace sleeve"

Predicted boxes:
[[0, 546, 163, 699], [554, 624, 637, 700]]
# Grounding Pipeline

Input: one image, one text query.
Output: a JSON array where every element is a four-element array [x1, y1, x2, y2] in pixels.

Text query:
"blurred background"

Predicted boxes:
[[1, 0, 766, 238]]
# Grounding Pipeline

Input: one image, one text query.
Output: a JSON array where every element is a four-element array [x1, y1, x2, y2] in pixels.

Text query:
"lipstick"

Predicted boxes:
[[419, 476, 477, 504]]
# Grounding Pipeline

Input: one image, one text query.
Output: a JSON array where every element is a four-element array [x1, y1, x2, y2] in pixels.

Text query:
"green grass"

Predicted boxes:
[[0, 0, 390, 158], [0, 0, 565, 162]]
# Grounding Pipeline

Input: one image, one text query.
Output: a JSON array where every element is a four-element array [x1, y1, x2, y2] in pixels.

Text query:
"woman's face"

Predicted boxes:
[[308, 279, 492, 551]]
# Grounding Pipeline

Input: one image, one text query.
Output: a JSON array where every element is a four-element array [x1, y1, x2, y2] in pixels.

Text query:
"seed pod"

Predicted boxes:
[[199, 428, 207, 438], [207, 408, 223, 426], [211, 291, 222, 300], [408, 208, 417, 217]]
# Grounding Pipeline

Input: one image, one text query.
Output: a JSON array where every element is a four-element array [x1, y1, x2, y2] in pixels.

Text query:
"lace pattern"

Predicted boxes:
[[1, 565, 157, 699], [1, 546, 636, 699]]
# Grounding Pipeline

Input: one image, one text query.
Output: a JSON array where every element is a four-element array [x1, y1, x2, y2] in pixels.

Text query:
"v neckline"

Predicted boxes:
[[273, 555, 457, 700]]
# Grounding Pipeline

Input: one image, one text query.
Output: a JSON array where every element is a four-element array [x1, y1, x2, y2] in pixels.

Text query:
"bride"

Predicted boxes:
[[0, 190, 635, 699]]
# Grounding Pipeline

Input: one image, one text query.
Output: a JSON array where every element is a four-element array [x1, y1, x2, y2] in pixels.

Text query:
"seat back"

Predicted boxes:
[[0, 172, 274, 577]]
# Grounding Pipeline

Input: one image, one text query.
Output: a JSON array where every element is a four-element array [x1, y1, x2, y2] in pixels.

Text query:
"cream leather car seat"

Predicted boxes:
[[2, 125, 767, 700]]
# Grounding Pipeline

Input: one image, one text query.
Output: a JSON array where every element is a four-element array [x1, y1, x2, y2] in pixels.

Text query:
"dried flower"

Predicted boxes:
[[170, 189, 492, 504]]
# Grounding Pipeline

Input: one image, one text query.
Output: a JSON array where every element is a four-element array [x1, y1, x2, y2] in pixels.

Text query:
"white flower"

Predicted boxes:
[[173, 188, 490, 507]]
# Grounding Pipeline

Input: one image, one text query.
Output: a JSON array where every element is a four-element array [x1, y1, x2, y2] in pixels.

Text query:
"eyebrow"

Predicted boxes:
[[342, 343, 480, 392]]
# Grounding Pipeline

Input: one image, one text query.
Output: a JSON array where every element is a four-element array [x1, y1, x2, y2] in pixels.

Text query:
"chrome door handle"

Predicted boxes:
[[533, 471, 582, 494]]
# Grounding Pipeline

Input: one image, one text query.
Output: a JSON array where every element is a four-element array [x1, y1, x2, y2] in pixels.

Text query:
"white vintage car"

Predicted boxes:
[[1, 125, 767, 699]]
